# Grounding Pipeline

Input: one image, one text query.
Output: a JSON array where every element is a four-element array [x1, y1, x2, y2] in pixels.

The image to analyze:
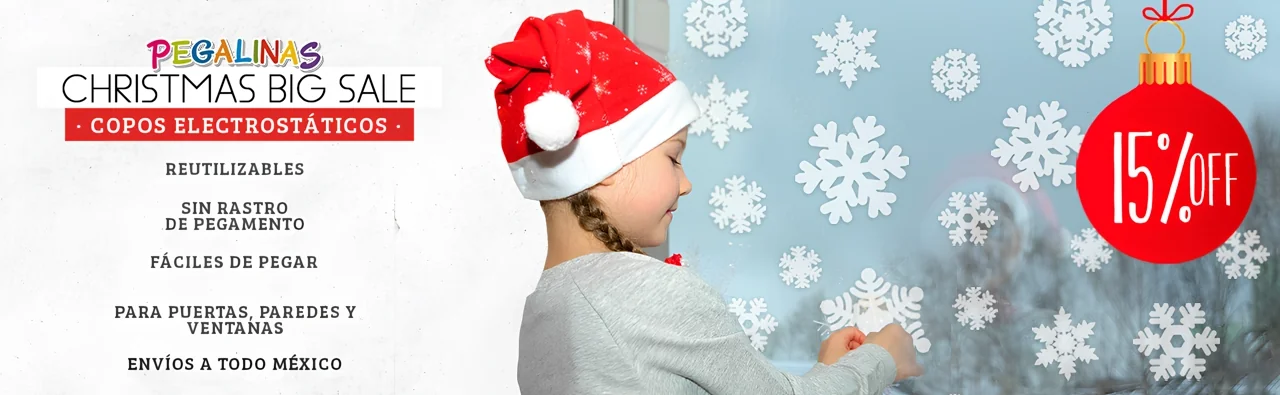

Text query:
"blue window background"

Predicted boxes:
[[658, 1, 1280, 393]]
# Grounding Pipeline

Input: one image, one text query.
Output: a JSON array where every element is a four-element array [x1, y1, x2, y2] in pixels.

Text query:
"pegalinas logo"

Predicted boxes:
[[147, 39, 323, 73]]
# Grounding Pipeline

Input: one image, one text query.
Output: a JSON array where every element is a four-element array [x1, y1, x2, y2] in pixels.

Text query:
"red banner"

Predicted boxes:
[[64, 108, 414, 141]]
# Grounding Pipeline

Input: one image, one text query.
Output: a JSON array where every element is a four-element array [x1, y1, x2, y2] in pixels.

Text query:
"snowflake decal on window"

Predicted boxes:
[[1225, 15, 1267, 61], [991, 101, 1084, 192], [813, 15, 880, 89], [709, 175, 766, 234], [684, 0, 748, 57], [954, 286, 998, 331], [1034, 0, 1114, 67], [1215, 230, 1270, 280], [931, 49, 980, 101], [1033, 306, 1098, 380], [796, 117, 909, 225], [819, 268, 931, 353], [1133, 303, 1221, 381], [779, 246, 822, 289], [938, 192, 999, 246], [690, 75, 751, 149], [729, 297, 779, 352], [1070, 228, 1114, 273]]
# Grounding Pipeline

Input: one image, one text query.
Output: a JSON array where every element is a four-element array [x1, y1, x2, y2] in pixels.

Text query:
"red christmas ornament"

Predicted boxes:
[[664, 253, 683, 266], [1076, 1, 1258, 264]]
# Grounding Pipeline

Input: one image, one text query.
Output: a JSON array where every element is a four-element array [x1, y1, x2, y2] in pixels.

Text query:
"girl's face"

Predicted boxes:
[[593, 128, 692, 248]]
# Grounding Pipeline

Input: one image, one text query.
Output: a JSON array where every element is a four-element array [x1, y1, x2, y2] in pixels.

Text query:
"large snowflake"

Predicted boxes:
[[1133, 303, 1221, 381], [729, 297, 779, 352], [938, 192, 999, 246], [1034, 0, 1114, 67], [684, 0, 748, 57], [954, 286, 998, 331], [709, 175, 766, 234], [813, 15, 880, 89], [1215, 230, 1271, 280], [690, 76, 751, 149], [931, 49, 981, 101], [992, 101, 1084, 192], [1033, 307, 1098, 380], [1225, 15, 1267, 61], [779, 246, 822, 289], [819, 268, 931, 353], [796, 117, 910, 225], [1070, 228, 1114, 273]]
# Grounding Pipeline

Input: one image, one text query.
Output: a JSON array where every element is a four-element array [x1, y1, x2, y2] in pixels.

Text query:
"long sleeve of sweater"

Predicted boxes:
[[518, 252, 897, 395]]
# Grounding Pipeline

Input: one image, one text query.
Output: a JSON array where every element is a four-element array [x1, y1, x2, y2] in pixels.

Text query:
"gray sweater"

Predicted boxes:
[[517, 252, 898, 394]]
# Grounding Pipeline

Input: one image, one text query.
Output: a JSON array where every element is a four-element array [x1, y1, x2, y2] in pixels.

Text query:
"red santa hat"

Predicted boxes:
[[486, 10, 701, 201]]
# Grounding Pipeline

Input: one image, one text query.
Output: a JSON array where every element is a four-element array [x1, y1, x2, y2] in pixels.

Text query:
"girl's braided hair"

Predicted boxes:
[[566, 190, 645, 254]]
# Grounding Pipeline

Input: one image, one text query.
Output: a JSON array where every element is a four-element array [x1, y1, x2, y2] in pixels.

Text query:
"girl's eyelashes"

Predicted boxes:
[[670, 156, 682, 166]]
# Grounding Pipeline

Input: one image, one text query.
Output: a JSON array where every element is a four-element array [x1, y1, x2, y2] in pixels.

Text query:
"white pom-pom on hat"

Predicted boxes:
[[523, 91, 580, 151]]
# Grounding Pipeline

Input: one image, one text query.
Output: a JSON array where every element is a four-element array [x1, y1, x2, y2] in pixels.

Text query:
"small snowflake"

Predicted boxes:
[[931, 49, 980, 101], [691, 75, 751, 149], [588, 30, 608, 41], [575, 41, 591, 61], [1215, 230, 1271, 280], [938, 192, 999, 246], [594, 79, 612, 97], [992, 101, 1084, 192], [684, 0, 748, 57], [539, 57, 548, 68], [729, 297, 779, 352], [1034, 0, 1114, 67], [954, 286, 998, 331], [1070, 228, 1114, 272], [637, 84, 648, 96], [655, 67, 676, 83], [596, 51, 610, 62], [1226, 15, 1267, 60], [709, 175, 766, 234], [813, 15, 880, 88], [796, 117, 909, 225], [1134, 303, 1221, 381], [779, 246, 823, 289], [1033, 307, 1098, 380], [820, 268, 931, 353]]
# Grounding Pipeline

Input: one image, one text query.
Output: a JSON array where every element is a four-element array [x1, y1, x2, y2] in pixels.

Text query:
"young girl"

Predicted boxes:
[[486, 10, 923, 394]]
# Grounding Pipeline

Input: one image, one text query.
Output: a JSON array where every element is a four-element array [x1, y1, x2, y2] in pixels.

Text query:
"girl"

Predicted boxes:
[[486, 10, 923, 394]]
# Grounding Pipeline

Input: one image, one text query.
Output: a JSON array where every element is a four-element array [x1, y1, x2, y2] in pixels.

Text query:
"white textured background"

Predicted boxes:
[[0, 0, 610, 393]]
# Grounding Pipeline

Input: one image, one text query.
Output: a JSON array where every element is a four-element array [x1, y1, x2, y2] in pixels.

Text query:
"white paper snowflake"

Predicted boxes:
[[1226, 15, 1267, 61], [813, 15, 880, 89], [684, 0, 748, 57], [691, 76, 751, 149], [938, 192, 999, 246], [709, 175, 766, 233], [992, 101, 1084, 192], [1215, 230, 1271, 280], [796, 117, 909, 225], [779, 246, 823, 289], [931, 49, 980, 101], [1033, 307, 1098, 380], [820, 268, 931, 353], [954, 286, 998, 331], [1133, 303, 1221, 381], [1034, 0, 1114, 67], [729, 297, 779, 352], [1070, 228, 1114, 273]]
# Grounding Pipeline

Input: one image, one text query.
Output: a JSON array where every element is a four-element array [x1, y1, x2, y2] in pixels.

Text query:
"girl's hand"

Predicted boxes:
[[865, 323, 925, 381], [817, 326, 866, 365]]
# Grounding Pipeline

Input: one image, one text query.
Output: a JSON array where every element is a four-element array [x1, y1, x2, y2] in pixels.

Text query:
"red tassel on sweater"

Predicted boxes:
[[664, 253, 682, 266]]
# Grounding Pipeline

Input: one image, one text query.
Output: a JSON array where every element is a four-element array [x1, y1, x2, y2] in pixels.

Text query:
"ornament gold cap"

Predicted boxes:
[[1140, 20, 1192, 85]]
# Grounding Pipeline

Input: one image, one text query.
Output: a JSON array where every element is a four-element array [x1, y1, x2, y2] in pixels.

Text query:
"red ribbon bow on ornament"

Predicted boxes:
[[664, 253, 683, 266], [1142, 0, 1193, 22]]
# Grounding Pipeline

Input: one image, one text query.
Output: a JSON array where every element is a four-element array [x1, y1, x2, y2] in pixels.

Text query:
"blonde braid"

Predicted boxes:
[[567, 191, 645, 254]]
